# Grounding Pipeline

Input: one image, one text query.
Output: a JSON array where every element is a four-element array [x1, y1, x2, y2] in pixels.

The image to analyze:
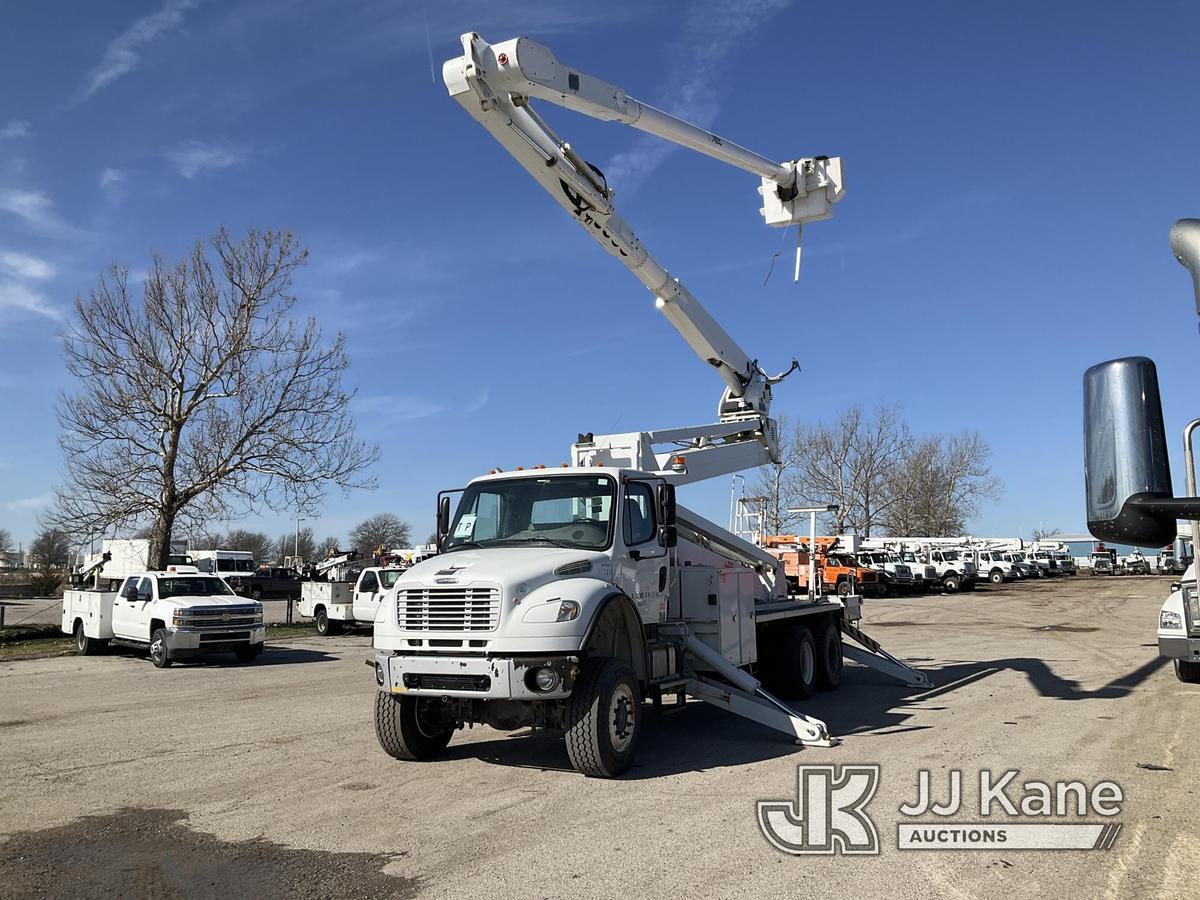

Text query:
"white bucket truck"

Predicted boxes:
[[62, 564, 265, 667], [369, 33, 930, 778], [297, 549, 404, 635]]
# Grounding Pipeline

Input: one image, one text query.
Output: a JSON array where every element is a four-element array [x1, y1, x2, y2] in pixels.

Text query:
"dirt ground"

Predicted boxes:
[[1, 575, 1197, 899]]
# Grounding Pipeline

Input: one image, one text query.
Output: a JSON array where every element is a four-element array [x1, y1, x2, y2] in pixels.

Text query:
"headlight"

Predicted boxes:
[[556, 600, 580, 622], [1161, 610, 1183, 630], [533, 667, 560, 692], [171, 610, 193, 626], [253, 612, 264, 624]]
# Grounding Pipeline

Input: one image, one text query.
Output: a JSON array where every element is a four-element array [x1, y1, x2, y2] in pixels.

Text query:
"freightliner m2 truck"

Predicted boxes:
[[370, 33, 928, 777]]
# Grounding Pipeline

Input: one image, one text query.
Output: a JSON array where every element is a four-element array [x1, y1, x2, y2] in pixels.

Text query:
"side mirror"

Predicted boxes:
[[659, 525, 678, 549], [436, 494, 452, 548], [1083, 356, 1195, 545], [121, 585, 138, 600], [656, 482, 676, 527]]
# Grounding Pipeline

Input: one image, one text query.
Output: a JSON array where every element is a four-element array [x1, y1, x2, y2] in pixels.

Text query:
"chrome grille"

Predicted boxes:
[[397, 586, 500, 632], [189, 606, 260, 628]]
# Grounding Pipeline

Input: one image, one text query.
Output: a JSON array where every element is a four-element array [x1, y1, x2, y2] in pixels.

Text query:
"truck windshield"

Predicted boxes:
[[941, 551, 960, 561], [445, 475, 616, 551], [158, 577, 235, 598], [379, 570, 404, 589]]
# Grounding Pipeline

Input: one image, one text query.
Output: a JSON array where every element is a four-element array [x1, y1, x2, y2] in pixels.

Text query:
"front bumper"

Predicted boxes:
[[1159, 635, 1200, 661], [166, 624, 265, 652], [375, 651, 578, 700]]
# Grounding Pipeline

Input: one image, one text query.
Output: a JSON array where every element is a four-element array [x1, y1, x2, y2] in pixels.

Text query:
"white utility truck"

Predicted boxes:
[[62, 564, 265, 667], [971, 548, 1019, 584], [298, 551, 404, 635], [1082, 219, 1200, 683], [71, 538, 191, 586], [370, 33, 929, 778], [191, 549, 257, 578]]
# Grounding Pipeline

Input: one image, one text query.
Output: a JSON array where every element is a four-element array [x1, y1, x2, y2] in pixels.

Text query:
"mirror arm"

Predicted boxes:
[[1129, 496, 1200, 520]]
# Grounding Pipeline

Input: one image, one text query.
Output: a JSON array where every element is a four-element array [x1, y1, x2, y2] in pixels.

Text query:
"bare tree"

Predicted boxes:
[[1032, 526, 1062, 542], [317, 535, 341, 557], [277, 527, 317, 562], [882, 431, 1000, 536], [350, 513, 411, 553], [0, 528, 11, 554], [29, 527, 70, 569], [222, 529, 275, 563], [47, 228, 378, 570], [787, 406, 911, 536]]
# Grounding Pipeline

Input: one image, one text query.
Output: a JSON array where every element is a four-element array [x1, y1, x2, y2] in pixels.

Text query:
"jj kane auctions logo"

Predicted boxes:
[[758, 765, 1123, 854]]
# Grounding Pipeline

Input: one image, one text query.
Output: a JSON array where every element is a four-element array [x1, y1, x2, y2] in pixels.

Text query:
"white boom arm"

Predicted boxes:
[[443, 32, 843, 472]]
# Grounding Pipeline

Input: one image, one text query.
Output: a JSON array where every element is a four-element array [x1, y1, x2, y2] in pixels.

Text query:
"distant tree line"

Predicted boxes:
[[753, 407, 1001, 538]]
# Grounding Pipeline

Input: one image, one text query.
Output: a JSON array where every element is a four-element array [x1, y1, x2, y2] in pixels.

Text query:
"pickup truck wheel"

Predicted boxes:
[[374, 692, 454, 761], [989, 569, 1005, 585], [815, 619, 842, 690], [74, 622, 102, 655], [943, 574, 961, 593], [149, 628, 172, 668], [315, 608, 340, 636], [565, 657, 641, 778], [1175, 659, 1200, 684], [250, 587, 263, 601]]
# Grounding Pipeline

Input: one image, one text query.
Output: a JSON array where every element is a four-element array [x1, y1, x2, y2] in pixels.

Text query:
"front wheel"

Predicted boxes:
[[375, 692, 454, 761], [235, 644, 262, 663], [149, 628, 172, 668], [1176, 659, 1200, 684], [565, 657, 642, 778], [250, 587, 263, 601], [989, 569, 1005, 585], [943, 574, 961, 593]]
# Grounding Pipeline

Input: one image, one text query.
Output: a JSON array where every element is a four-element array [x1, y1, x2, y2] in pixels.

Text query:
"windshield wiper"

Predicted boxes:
[[444, 540, 486, 552], [494, 536, 576, 549]]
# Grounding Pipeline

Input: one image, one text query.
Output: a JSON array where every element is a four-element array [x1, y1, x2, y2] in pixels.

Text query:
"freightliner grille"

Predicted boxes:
[[397, 586, 500, 632]]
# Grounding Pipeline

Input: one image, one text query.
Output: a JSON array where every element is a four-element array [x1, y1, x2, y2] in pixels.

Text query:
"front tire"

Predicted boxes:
[[374, 692, 455, 760], [943, 574, 961, 593], [235, 644, 262, 663], [250, 587, 263, 601], [565, 657, 641, 778], [989, 569, 1005, 585], [1176, 659, 1200, 684], [149, 628, 172, 668]]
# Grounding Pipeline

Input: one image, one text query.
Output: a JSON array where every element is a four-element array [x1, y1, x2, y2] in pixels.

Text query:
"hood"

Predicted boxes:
[[397, 546, 610, 591], [165, 594, 262, 610]]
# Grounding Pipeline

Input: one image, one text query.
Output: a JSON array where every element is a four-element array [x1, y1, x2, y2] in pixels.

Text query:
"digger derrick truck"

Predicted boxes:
[[762, 535, 886, 598], [370, 32, 929, 777]]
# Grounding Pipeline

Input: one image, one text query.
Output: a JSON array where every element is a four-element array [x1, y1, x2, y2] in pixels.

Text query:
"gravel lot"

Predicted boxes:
[[1, 575, 1196, 899]]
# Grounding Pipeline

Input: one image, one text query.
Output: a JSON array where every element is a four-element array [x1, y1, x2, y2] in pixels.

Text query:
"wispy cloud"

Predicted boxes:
[[74, 0, 198, 103], [0, 251, 55, 281], [0, 188, 79, 237], [166, 140, 247, 178], [99, 167, 126, 188], [604, 0, 792, 193], [355, 393, 445, 422], [4, 493, 52, 512], [0, 120, 30, 141]]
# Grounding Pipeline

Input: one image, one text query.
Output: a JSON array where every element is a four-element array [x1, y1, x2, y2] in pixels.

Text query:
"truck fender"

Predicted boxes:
[[580, 592, 647, 683]]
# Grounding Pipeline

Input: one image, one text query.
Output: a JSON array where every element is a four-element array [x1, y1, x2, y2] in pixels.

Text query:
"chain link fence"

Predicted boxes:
[[1, 597, 299, 630]]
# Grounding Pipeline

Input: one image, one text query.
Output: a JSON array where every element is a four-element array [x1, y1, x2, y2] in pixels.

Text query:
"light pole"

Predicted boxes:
[[788, 505, 840, 601], [295, 516, 303, 561]]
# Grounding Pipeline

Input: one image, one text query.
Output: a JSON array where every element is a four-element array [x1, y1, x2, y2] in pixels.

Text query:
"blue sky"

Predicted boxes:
[[1, 0, 1198, 550]]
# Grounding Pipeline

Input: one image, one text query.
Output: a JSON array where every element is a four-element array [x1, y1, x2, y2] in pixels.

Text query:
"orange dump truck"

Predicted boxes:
[[763, 535, 885, 598]]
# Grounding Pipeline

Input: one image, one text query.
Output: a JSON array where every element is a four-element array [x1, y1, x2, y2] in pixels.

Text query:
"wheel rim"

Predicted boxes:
[[413, 699, 445, 738], [150, 636, 165, 664], [801, 641, 815, 685], [317, 613, 327, 633], [608, 682, 636, 753], [76, 627, 85, 651]]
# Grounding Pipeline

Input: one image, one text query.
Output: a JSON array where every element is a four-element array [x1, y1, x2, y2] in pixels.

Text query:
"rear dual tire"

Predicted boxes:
[[761, 619, 841, 699], [315, 607, 341, 636], [74, 622, 106, 656]]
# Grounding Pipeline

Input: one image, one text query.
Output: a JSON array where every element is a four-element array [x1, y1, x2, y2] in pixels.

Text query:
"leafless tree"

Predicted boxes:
[[29, 528, 70, 569], [317, 535, 341, 557], [221, 529, 275, 563], [47, 228, 378, 570], [787, 406, 912, 536], [1032, 526, 1062, 542], [882, 432, 1000, 536], [350, 513, 412, 554], [0, 528, 11, 554], [277, 527, 317, 562]]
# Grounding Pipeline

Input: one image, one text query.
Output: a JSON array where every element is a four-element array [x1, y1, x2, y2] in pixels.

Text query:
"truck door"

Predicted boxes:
[[353, 570, 382, 622], [112, 576, 152, 640], [613, 480, 669, 624]]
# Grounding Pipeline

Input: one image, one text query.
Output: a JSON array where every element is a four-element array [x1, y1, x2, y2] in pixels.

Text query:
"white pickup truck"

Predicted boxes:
[[61, 565, 265, 668], [298, 566, 404, 635]]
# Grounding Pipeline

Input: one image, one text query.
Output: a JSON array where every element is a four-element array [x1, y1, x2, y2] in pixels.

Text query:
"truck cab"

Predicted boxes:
[[973, 550, 1017, 584], [922, 548, 979, 592], [856, 551, 914, 594], [62, 566, 265, 667]]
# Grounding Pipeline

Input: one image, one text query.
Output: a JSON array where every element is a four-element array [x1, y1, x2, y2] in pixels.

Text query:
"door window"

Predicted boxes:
[[137, 577, 154, 601], [359, 571, 379, 594], [623, 482, 657, 546]]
